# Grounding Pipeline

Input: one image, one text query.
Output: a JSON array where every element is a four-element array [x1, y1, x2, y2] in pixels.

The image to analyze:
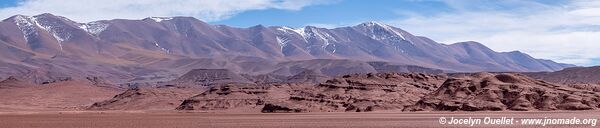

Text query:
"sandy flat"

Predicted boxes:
[[0, 111, 598, 128]]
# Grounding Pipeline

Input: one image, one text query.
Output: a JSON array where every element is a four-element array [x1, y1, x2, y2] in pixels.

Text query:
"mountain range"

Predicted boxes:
[[0, 13, 574, 84]]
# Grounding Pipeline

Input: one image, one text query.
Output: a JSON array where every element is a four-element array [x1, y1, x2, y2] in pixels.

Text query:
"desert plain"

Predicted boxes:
[[0, 111, 598, 128]]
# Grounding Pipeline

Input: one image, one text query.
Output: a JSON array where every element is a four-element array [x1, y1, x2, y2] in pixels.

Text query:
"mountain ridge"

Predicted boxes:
[[0, 13, 574, 84]]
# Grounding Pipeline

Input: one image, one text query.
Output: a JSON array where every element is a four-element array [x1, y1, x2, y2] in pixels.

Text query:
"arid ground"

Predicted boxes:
[[0, 111, 598, 128]]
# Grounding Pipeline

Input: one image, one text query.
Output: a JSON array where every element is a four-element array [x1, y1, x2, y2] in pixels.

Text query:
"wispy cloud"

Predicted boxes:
[[0, 0, 335, 22], [389, 0, 600, 66]]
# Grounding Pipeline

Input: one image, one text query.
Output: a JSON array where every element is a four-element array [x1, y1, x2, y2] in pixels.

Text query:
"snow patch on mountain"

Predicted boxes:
[[304, 27, 337, 48], [13, 15, 38, 43], [362, 21, 407, 42], [149, 17, 173, 22], [79, 21, 109, 36], [276, 26, 338, 53], [30, 16, 72, 50], [275, 36, 290, 51], [291, 27, 307, 39], [13, 15, 68, 50], [329, 43, 337, 53], [153, 42, 170, 53], [276, 26, 308, 42]]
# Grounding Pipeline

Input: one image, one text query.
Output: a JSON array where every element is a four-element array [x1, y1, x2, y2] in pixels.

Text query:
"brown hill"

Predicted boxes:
[[0, 76, 35, 89], [241, 74, 288, 84], [524, 66, 600, 92], [284, 69, 330, 83], [525, 66, 600, 84], [168, 69, 254, 87], [0, 80, 122, 111]]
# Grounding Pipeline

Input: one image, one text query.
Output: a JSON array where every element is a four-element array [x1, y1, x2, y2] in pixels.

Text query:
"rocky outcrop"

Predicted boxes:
[[406, 73, 600, 111], [92, 71, 600, 112], [278, 73, 447, 112], [176, 83, 294, 112], [176, 72, 447, 112], [88, 86, 202, 110]]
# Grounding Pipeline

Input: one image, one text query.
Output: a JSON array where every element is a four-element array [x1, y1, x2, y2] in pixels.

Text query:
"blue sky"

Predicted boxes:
[[0, 0, 455, 27], [0, 0, 598, 66], [213, 0, 453, 28]]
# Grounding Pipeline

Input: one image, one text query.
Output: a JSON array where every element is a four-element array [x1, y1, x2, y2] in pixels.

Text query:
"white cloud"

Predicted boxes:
[[388, 0, 600, 66], [0, 0, 334, 22]]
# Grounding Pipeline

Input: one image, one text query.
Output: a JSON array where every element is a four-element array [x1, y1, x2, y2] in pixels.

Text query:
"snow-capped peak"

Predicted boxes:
[[276, 26, 308, 43], [362, 21, 387, 27], [277, 26, 306, 37], [278, 26, 334, 42], [360, 21, 406, 41], [11, 14, 80, 50], [148, 17, 173, 22]]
